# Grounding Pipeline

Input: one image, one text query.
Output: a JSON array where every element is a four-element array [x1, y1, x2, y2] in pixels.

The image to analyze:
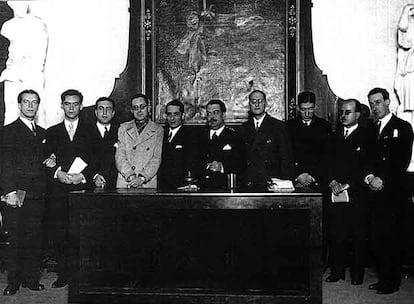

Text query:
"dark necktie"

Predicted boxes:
[[104, 126, 109, 138], [344, 129, 349, 139], [255, 121, 259, 131], [31, 122, 36, 136], [376, 120, 381, 138], [168, 130, 172, 142], [211, 132, 218, 141]]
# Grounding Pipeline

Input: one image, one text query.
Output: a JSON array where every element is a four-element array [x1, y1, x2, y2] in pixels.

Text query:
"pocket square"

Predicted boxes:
[[266, 139, 272, 144], [393, 129, 399, 138], [356, 146, 361, 151], [42, 139, 46, 144], [175, 145, 183, 149], [223, 144, 232, 151]]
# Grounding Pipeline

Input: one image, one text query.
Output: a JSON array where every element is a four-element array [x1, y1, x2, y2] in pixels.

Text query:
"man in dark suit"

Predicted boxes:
[[287, 91, 331, 187], [200, 99, 244, 190], [87, 97, 119, 189], [158, 99, 199, 190], [325, 99, 373, 286], [0, 89, 49, 295], [365, 87, 414, 294], [240, 90, 294, 189], [45, 89, 92, 288]]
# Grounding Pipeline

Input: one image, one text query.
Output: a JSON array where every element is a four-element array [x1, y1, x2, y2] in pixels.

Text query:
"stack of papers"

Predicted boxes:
[[177, 184, 200, 192], [267, 178, 295, 192]]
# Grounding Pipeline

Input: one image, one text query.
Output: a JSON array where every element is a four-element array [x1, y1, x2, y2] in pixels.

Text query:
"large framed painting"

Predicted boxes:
[[142, 0, 299, 124]]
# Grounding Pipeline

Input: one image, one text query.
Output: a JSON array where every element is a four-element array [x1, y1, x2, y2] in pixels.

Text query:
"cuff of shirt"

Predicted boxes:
[[54, 166, 62, 179], [364, 174, 374, 184]]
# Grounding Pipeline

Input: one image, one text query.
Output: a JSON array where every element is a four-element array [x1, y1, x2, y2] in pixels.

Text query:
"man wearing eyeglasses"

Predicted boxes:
[[45, 89, 92, 288], [287, 91, 331, 188], [0, 90, 50, 295], [325, 98, 374, 287], [115, 93, 163, 188], [240, 90, 295, 189]]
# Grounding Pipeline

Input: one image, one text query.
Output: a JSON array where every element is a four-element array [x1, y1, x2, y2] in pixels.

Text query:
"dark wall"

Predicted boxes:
[[0, 3, 12, 127]]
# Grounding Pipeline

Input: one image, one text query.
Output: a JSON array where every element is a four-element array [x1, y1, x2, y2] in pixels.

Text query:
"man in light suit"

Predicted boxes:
[[87, 97, 119, 189], [240, 90, 295, 190], [158, 99, 199, 190], [0, 90, 48, 295], [200, 99, 244, 190], [115, 93, 163, 188], [45, 89, 92, 288], [365, 87, 414, 294]]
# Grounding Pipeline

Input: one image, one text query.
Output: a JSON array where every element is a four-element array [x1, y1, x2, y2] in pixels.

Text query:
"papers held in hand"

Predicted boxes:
[[331, 184, 350, 203], [68, 157, 88, 174], [0, 189, 27, 206], [268, 178, 295, 192]]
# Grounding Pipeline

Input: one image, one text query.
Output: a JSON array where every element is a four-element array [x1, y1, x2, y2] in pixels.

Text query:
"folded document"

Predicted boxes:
[[68, 157, 88, 174], [268, 178, 295, 192]]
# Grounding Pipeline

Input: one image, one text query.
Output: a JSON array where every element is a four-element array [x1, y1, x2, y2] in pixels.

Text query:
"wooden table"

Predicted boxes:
[[68, 188, 322, 304]]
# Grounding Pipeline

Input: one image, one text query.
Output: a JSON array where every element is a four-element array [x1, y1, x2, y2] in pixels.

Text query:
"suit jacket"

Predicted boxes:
[[368, 115, 413, 203], [45, 120, 92, 193], [326, 125, 374, 203], [158, 126, 200, 190], [0, 119, 47, 198], [240, 114, 295, 188], [115, 119, 163, 188], [199, 126, 245, 189], [287, 116, 331, 183], [86, 123, 119, 189]]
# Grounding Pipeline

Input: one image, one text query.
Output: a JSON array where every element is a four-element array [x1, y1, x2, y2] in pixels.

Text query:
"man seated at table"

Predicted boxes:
[[88, 97, 119, 189], [287, 91, 331, 187], [115, 93, 163, 188], [200, 99, 244, 190], [158, 99, 200, 190]]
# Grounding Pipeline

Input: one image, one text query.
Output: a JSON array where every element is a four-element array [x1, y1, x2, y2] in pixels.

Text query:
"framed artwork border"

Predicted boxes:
[[141, 0, 300, 124]]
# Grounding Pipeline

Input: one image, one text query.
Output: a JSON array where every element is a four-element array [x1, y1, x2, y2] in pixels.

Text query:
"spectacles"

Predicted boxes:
[[339, 110, 355, 116], [132, 104, 148, 111], [21, 99, 40, 105], [250, 99, 265, 105], [299, 107, 314, 112]]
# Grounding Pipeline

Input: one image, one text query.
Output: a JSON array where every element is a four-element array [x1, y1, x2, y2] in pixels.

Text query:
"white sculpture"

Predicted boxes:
[[0, 1, 48, 126]]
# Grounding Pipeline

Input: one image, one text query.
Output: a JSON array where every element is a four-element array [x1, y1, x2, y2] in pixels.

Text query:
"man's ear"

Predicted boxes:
[[356, 112, 361, 120]]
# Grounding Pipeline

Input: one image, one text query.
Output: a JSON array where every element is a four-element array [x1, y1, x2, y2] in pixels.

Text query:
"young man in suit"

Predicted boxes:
[[115, 93, 163, 188], [240, 90, 294, 190], [287, 91, 331, 187], [325, 99, 373, 286], [45, 89, 92, 288], [158, 99, 199, 190], [200, 99, 244, 190], [365, 87, 414, 294], [0, 90, 49, 295], [88, 97, 119, 189]]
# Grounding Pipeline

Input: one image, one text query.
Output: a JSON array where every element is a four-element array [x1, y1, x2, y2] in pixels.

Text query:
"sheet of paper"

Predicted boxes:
[[331, 189, 349, 203], [68, 157, 88, 174]]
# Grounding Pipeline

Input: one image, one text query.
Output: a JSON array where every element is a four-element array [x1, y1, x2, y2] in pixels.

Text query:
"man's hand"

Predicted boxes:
[[127, 175, 145, 188], [57, 170, 71, 184], [369, 176, 384, 191], [296, 173, 315, 187], [4, 193, 22, 208], [43, 153, 56, 168], [329, 180, 343, 195], [67, 173, 85, 185], [94, 174, 106, 188], [206, 161, 224, 172]]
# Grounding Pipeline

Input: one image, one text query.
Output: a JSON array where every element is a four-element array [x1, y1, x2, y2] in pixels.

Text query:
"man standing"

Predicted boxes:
[[45, 89, 91, 288], [0, 90, 47, 295], [158, 99, 199, 190], [325, 99, 373, 286], [201, 99, 244, 189], [116, 93, 163, 188], [365, 87, 413, 294], [287, 91, 331, 187], [240, 90, 294, 189], [87, 97, 119, 189]]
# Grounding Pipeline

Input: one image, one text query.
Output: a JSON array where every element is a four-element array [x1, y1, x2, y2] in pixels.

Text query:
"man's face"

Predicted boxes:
[[18, 93, 39, 120], [298, 102, 315, 122], [131, 97, 149, 122], [166, 105, 183, 129], [95, 99, 115, 125], [249, 91, 266, 117], [368, 92, 390, 120], [207, 104, 225, 130], [339, 102, 360, 127], [61, 95, 82, 121]]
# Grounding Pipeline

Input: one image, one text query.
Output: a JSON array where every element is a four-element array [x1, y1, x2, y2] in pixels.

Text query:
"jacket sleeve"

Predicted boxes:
[[115, 125, 135, 181]]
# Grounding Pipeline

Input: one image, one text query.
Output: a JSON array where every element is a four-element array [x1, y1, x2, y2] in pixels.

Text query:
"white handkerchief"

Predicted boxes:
[[68, 157, 88, 174], [393, 129, 399, 138], [222, 144, 232, 151], [175, 145, 183, 149], [114, 142, 119, 148], [331, 189, 349, 203], [42, 139, 46, 144]]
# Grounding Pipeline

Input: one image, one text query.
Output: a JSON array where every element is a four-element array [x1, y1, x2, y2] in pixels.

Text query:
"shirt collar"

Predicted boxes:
[[19, 116, 35, 130], [302, 119, 312, 126], [379, 112, 392, 132], [210, 125, 225, 139], [344, 123, 358, 136], [96, 121, 111, 137], [253, 114, 266, 128], [168, 125, 182, 141]]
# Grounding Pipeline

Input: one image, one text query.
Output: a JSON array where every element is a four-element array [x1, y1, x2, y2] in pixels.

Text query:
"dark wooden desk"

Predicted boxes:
[[68, 189, 322, 304]]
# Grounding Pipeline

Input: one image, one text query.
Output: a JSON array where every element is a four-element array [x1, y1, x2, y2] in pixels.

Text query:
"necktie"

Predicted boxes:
[[31, 122, 36, 136], [376, 120, 381, 138], [104, 126, 109, 138], [211, 132, 218, 141], [68, 123, 74, 141], [344, 129, 348, 139], [168, 130, 172, 142], [255, 121, 259, 131]]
